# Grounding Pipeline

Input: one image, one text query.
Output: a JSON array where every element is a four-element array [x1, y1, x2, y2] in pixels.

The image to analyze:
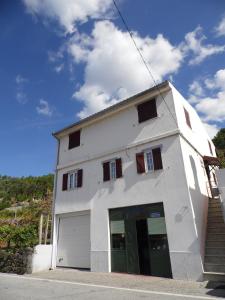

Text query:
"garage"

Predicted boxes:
[[57, 213, 90, 269]]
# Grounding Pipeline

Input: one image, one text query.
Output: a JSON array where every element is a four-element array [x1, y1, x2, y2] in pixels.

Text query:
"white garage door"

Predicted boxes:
[[57, 213, 90, 269]]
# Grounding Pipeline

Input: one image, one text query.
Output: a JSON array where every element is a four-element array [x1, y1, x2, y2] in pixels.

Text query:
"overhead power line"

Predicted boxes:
[[112, 0, 178, 126]]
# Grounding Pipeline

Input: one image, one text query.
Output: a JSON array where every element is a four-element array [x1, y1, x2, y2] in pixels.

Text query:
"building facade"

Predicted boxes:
[[51, 81, 216, 281]]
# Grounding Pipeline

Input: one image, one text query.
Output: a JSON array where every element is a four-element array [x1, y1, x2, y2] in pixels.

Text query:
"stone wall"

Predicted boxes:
[[0, 248, 33, 274]]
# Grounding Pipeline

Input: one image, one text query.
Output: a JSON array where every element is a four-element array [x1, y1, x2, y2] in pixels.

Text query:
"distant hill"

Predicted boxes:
[[0, 174, 54, 210]]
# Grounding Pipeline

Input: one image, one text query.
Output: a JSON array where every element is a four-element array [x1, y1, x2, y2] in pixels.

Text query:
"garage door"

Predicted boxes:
[[57, 213, 90, 269]]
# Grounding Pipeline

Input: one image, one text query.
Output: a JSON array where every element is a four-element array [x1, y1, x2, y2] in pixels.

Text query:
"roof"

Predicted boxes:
[[203, 156, 220, 166], [53, 80, 170, 138]]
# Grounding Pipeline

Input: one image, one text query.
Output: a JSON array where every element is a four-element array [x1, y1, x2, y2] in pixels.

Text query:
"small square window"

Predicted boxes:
[[137, 99, 157, 123], [68, 130, 81, 149]]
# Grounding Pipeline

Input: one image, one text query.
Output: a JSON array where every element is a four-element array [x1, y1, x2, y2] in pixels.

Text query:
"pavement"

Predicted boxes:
[[0, 269, 225, 299]]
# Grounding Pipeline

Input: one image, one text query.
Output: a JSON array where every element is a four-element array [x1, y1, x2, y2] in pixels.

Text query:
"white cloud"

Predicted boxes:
[[36, 99, 53, 116], [54, 63, 64, 73], [16, 74, 28, 84], [203, 122, 219, 139], [71, 21, 183, 118], [182, 26, 225, 65], [15, 74, 28, 104], [189, 69, 225, 122], [215, 15, 225, 37], [22, 0, 112, 33]]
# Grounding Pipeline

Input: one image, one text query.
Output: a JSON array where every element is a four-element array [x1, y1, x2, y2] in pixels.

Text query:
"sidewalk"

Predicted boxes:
[[26, 268, 225, 298]]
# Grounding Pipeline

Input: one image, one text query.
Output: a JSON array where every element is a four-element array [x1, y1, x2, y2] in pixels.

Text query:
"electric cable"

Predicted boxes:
[[112, 0, 178, 126]]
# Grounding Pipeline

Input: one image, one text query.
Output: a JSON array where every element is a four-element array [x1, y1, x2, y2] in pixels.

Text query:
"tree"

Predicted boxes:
[[213, 128, 225, 168]]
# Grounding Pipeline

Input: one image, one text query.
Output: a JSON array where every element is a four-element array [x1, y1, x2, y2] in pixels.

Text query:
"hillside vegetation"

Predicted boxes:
[[0, 174, 54, 249]]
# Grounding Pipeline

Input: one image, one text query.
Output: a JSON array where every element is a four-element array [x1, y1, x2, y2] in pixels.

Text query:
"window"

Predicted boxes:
[[103, 158, 122, 182], [208, 140, 213, 156], [184, 107, 192, 129], [68, 130, 81, 149], [137, 99, 157, 123], [136, 147, 163, 174], [62, 169, 83, 191]]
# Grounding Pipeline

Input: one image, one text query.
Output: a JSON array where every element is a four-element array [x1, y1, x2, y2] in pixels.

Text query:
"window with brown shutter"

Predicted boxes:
[[137, 99, 157, 123], [208, 140, 213, 156], [152, 147, 163, 170], [184, 107, 192, 129], [62, 173, 68, 191], [116, 158, 122, 178], [103, 162, 110, 181], [136, 153, 145, 173], [77, 169, 83, 188], [68, 130, 81, 149]]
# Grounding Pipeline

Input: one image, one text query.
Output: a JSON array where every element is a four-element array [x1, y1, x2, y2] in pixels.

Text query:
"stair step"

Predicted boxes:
[[207, 218, 225, 225], [203, 271, 225, 282], [209, 202, 221, 208], [208, 212, 223, 217], [205, 263, 225, 273], [205, 247, 225, 255], [207, 227, 225, 234], [207, 233, 225, 241], [207, 240, 225, 247], [205, 255, 225, 264], [208, 208, 222, 212]]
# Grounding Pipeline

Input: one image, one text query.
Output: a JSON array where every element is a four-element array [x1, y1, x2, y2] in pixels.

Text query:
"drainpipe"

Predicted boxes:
[[50, 137, 60, 270]]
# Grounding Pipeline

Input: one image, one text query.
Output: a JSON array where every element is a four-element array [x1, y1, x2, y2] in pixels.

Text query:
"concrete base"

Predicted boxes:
[[91, 251, 109, 273], [32, 245, 52, 273]]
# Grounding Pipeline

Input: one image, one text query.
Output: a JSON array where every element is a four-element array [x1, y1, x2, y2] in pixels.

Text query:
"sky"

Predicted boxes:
[[0, 0, 225, 177]]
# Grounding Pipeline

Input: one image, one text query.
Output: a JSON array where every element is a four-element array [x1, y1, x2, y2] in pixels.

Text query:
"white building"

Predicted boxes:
[[51, 81, 221, 281]]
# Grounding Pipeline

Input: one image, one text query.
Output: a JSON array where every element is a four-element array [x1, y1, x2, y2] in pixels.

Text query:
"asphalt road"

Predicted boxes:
[[0, 273, 225, 300]]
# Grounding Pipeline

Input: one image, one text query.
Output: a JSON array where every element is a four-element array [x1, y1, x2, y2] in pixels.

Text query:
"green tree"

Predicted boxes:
[[213, 128, 225, 168]]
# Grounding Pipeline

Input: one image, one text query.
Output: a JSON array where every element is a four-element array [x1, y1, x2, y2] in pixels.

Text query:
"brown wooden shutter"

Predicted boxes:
[[152, 147, 163, 170], [62, 173, 68, 191], [136, 153, 145, 173], [103, 162, 110, 181], [77, 169, 83, 188], [137, 99, 157, 123], [116, 158, 122, 178], [208, 141, 213, 155], [68, 130, 81, 149], [184, 108, 192, 129]]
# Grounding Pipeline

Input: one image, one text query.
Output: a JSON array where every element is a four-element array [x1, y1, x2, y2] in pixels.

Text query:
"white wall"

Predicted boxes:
[[32, 244, 52, 273], [179, 138, 209, 259], [216, 169, 225, 220], [57, 89, 177, 168], [171, 84, 216, 157]]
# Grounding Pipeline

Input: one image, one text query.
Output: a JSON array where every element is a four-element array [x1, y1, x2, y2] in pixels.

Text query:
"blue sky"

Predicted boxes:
[[0, 0, 225, 177]]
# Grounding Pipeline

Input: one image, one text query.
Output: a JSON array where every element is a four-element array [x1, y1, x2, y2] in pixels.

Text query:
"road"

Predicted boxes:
[[0, 272, 225, 300]]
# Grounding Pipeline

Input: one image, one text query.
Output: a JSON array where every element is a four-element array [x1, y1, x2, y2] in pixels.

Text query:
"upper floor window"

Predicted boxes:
[[208, 140, 213, 156], [136, 147, 163, 174], [103, 158, 123, 182], [184, 107, 192, 129], [137, 99, 157, 123], [68, 130, 81, 149], [62, 169, 83, 191]]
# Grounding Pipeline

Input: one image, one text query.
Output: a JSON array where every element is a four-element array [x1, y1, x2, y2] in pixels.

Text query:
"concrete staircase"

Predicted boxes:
[[204, 197, 225, 281]]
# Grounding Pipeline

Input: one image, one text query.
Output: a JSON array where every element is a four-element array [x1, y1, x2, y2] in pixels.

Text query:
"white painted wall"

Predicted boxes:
[[53, 82, 215, 281], [216, 169, 225, 220], [32, 244, 52, 273], [57, 89, 177, 168], [171, 84, 216, 157]]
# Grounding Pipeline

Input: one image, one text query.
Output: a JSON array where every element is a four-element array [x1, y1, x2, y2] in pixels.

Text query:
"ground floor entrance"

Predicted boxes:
[[109, 203, 172, 278]]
